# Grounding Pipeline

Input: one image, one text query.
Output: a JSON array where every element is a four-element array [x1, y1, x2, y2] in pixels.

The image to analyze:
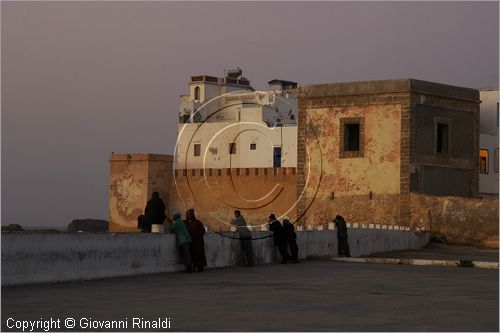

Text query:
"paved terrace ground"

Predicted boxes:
[[366, 242, 499, 262], [2, 259, 498, 331]]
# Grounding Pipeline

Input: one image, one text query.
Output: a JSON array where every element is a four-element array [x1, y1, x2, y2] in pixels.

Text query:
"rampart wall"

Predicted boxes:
[[410, 193, 498, 247], [168, 167, 297, 230], [1, 229, 430, 286]]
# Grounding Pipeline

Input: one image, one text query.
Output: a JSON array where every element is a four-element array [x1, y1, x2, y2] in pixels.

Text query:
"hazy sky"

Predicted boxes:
[[2, 1, 498, 228]]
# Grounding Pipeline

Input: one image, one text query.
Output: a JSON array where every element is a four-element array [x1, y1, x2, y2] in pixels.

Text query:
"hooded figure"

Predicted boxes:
[[334, 215, 350, 257], [268, 214, 290, 264], [185, 209, 207, 272], [169, 211, 192, 272], [143, 192, 166, 232], [282, 218, 299, 263]]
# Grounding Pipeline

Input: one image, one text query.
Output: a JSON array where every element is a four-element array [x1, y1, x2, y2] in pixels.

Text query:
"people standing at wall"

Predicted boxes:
[[334, 215, 350, 257], [169, 211, 193, 272], [142, 191, 166, 232], [185, 209, 207, 272], [230, 210, 254, 267], [282, 218, 299, 263], [137, 214, 149, 232], [268, 214, 290, 264]]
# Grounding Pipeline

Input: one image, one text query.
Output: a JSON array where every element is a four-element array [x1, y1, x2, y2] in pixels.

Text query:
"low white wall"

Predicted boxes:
[[1, 229, 429, 286]]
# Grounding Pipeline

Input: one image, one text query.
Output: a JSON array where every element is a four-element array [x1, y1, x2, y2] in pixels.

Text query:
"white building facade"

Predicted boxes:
[[479, 88, 499, 196], [176, 70, 298, 169]]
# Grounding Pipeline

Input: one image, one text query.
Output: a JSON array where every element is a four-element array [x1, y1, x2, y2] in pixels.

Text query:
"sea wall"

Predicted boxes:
[[1, 229, 429, 286]]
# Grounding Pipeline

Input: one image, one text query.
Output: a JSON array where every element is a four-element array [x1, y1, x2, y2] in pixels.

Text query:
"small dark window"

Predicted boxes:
[[194, 86, 200, 100], [495, 148, 499, 173], [496, 103, 499, 128], [344, 123, 360, 152], [436, 123, 449, 154], [229, 143, 237, 154], [193, 144, 201, 157], [480, 149, 489, 174], [250, 143, 256, 150]]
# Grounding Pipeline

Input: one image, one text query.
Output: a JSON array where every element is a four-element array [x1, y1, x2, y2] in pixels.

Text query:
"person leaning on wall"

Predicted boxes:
[[230, 210, 254, 267], [334, 215, 350, 257], [184, 209, 207, 272], [169, 211, 193, 272], [268, 214, 291, 264], [282, 218, 300, 263]]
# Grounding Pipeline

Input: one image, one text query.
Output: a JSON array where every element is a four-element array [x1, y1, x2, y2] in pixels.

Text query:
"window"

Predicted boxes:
[[495, 148, 499, 173], [435, 121, 450, 154], [480, 149, 489, 174], [496, 103, 499, 128], [194, 86, 200, 100], [229, 143, 237, 154], [340, 117, 364, 158], [344, 124, 360, 151], [193, 144, 201, 157], [273, 147, 282, 167], [250, 143, 256, 150]]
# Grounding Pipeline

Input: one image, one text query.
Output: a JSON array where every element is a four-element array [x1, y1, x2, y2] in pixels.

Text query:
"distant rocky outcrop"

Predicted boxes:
[[68, 219, 109, 233], [1, 224, 25, 232]]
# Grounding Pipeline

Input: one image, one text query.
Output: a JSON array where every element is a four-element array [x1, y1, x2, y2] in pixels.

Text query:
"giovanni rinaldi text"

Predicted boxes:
[[5, 317, 172, 331]]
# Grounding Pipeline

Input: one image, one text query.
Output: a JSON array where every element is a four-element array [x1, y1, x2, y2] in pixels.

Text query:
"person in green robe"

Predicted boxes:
[[169, 211, 192, 272]]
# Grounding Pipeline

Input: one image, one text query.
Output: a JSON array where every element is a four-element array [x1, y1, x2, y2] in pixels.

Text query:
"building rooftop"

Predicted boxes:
[[190, 75, 251, 87], [299, 78, 480, 102], [268, 79, 298, 89]]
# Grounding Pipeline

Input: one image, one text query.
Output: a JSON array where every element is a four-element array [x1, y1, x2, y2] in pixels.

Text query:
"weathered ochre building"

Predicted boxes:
[[297, 79, 481, 228], [109, 154, 173, 232], [109, 78, 497, 246]]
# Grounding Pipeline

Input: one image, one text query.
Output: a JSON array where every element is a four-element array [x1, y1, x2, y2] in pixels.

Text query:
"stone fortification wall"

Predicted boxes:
[[109, 154, 173, 232], [410, 193, 498, 247], [169, 167, 297, 231]]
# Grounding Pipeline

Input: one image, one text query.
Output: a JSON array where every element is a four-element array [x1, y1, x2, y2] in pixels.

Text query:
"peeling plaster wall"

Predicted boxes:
[[410, 193, 498, 247], [297, 79, 481, 229], [169, 168, 297, 231], [109, 154, 173, 232], [298, 99, 403, 227]]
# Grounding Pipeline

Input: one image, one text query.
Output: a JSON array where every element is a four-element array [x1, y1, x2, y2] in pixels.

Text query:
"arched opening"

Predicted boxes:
[[194, 86, 200, 100]]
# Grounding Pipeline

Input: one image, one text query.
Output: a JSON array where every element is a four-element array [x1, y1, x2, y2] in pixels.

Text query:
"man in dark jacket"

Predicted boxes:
[[268, 214, 290, 264], [143, 192, 166, 232], [334, 215, 350, 257], [282, 218, 299, 263]]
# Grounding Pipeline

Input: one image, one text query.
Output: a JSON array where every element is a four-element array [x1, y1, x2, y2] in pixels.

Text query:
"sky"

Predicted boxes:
[[1, 1, 499, 228]]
